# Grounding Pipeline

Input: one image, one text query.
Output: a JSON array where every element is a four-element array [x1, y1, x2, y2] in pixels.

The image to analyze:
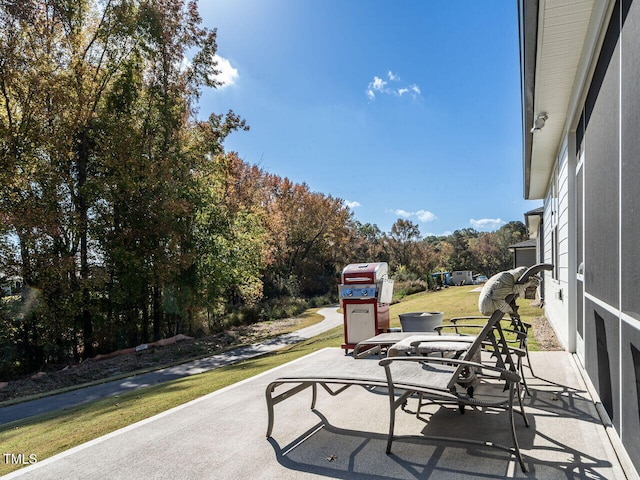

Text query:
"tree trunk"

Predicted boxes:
[[153, 284, 162, 341], [142, 299, 150, 343], [77, 129, 94, 358]]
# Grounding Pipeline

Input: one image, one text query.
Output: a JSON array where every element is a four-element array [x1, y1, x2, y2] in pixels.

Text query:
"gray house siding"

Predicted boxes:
[[514, 248, 536, 268], [509, 239, 537, 268], [522, 0, 640, 473], [578, 1, 640, 464]]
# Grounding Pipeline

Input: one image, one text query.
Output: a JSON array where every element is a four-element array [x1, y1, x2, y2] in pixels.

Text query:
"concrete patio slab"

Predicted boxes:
[[4, 348, 626, 479]]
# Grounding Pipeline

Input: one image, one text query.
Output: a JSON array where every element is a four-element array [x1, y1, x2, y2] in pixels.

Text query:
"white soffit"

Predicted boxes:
[[529, 0, 594, 199]]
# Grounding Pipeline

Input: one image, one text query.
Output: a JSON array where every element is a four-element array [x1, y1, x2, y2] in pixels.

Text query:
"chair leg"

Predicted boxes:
[[509, 382, 528, 473], [386, 386, 396, 454], [525, 343, 536, 377], [517, 355, 531, 396], [266, 386, 275, 438], [311, 383, 317, 408], [516, 381, 530, 428]]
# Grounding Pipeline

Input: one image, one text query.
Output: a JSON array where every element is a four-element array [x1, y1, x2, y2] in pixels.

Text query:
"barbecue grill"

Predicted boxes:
[[339, 262, 394, 351]]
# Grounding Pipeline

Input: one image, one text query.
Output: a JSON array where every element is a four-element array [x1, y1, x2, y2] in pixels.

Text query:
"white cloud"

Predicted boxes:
[[395, 209, 412, 218], [416, 210, 437, 222], [366, 76, 389, 100], [345, 200, 361, 209], [470, 218, 506, 231], [211, 54, 238, 88], [366, 71, 421, 101], [391, 209, 438, 223], [372, 76, 387, 91]]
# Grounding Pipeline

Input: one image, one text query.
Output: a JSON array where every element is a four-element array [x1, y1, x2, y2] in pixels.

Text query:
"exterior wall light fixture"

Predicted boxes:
[[531, 112, 548, 132]]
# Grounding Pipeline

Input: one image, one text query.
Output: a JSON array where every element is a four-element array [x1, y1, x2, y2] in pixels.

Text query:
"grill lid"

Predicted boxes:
[[341, 262, 388, 284]]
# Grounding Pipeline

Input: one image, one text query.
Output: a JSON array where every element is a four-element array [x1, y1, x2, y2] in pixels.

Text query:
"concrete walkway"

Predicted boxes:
[[3, 348, 629, 479], [0, 306, 343, 426]]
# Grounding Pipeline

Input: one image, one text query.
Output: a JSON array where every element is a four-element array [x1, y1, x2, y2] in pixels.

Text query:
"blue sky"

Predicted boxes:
[[196, 1, 541, 236]]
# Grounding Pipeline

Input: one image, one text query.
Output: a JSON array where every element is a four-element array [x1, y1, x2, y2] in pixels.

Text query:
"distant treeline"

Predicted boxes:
[[0, 1, 527, 378]]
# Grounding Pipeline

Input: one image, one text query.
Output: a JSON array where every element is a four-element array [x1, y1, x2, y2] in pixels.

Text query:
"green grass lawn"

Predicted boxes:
[[0, 286, 545, 475]]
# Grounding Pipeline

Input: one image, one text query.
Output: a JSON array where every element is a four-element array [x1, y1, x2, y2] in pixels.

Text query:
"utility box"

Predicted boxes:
[[339, 262, 394, 351]]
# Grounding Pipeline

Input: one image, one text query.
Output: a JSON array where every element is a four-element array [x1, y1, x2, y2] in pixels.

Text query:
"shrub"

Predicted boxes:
[[392, 280, 427, 301]]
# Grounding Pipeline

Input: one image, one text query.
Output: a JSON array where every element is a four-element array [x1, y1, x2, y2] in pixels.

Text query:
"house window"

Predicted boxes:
[[551, 227, 559, 279], [548, 167, 560, 280]]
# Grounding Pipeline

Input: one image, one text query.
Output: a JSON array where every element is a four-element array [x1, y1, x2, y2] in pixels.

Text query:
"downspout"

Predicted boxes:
[[567, 139, 577, 353]]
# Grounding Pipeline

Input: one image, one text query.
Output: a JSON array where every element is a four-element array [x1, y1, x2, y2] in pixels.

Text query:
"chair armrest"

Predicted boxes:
[[445, 317, 492, 335], [434, 324, 484, 335], [450, 316, 490, 325], [409, 337, 476, 347], [379, 356, 521, 383], [507, 346, 527, 358]]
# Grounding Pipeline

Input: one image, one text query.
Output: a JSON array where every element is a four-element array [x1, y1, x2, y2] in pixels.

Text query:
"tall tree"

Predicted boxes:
[[387, 219, 421, 274], [446, 229, 479, 271], [0, 0, 233, 362], [349, 221, 386, 263]]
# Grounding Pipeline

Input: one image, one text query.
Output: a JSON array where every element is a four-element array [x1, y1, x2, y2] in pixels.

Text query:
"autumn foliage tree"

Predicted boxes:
[[262, 179, 352, 297], [0, 0, 250, 371], [0, 0, 530, 379]]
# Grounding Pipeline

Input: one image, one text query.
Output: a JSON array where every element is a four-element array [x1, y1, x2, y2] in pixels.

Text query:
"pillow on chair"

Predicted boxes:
[[478, 267, 528, 316]]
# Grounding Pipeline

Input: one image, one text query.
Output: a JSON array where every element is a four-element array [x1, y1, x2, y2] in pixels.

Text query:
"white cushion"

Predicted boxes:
[[478, 267, 527, 316]]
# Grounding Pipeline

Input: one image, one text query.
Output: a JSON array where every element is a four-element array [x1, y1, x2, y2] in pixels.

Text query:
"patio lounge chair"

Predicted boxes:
[[377, 265, 549, 396], [265, 264, 551, 473], [434, 314, 535, 395], [416, 264, 548, 394]]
